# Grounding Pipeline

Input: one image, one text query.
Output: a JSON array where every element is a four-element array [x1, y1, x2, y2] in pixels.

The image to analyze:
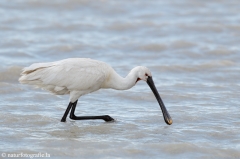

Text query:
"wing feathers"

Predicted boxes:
[[19, 58, 109, 95]]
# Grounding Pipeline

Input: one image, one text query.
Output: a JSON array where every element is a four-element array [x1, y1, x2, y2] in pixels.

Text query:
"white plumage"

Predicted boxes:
[[20, 58, 111, 102], [19, 58, 172, 125]]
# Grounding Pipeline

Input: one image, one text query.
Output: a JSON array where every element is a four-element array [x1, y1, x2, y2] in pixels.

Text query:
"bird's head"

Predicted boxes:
[[134, 66, 152, 83]]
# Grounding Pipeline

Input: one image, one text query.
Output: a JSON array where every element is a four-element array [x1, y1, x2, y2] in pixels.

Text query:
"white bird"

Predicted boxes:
[[19, 58, 172, 125]]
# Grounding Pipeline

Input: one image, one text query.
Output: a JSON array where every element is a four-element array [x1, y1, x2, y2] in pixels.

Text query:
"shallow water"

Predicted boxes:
[[0, 0, 240, 158]]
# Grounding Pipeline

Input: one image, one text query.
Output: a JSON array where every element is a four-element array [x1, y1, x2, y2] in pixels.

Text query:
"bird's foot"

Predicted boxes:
[[103, 115, 115, 122], [61, 118, 66, 122], [66, 114, 115, 122]]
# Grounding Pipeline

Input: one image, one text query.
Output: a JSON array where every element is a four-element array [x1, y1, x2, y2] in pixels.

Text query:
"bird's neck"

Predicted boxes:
[[103, 69, 137, 90]]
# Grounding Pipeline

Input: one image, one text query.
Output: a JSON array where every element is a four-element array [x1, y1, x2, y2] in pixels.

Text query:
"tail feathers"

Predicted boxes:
[[19, 72, 69, 95], [19, 62, 69, 95], [19, 68, 45, 84], [21, 62, 55, 75], [19, 62, 55, 83]]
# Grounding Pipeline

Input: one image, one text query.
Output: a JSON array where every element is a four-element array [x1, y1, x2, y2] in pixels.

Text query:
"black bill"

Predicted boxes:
[[147, 76, 172, 125]]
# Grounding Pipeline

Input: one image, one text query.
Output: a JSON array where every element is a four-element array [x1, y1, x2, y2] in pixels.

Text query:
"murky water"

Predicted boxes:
[[0, 0, 240, 158]]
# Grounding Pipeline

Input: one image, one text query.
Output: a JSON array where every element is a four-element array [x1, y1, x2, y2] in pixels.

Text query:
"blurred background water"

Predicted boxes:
[[0, 0, 240, 158]]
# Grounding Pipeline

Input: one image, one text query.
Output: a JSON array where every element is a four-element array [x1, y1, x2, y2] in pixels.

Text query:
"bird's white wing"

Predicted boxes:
[[19, 58, 110, 94]]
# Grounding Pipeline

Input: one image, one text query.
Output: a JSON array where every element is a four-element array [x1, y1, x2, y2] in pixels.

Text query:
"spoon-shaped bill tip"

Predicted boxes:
[[165, 115, 173, 125]]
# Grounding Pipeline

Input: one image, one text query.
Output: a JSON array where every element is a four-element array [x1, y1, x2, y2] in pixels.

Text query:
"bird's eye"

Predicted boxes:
[[145, 73, 148, 77]]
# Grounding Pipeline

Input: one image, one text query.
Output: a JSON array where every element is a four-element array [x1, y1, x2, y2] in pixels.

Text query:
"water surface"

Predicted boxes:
[[0, 0, 240, 158]]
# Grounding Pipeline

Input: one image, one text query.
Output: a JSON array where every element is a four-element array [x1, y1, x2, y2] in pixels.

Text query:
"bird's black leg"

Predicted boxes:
[[69, 100, 114, 122], [61, 102, 74, 122]]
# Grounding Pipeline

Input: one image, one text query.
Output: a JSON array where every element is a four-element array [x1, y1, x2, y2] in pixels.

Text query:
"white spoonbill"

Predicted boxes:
[[19, 58, 172, 125]]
